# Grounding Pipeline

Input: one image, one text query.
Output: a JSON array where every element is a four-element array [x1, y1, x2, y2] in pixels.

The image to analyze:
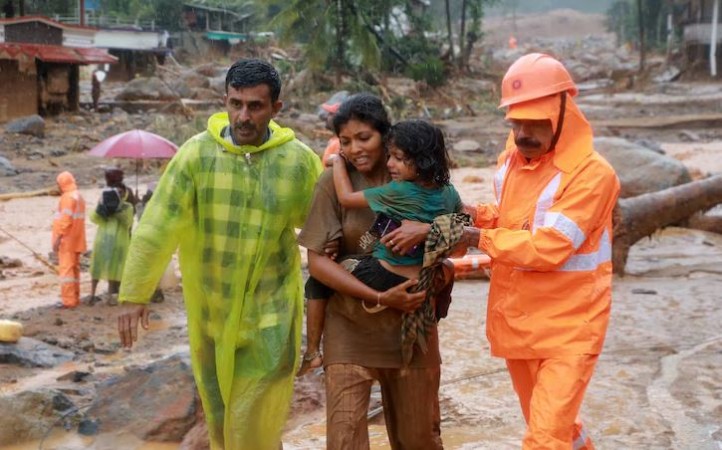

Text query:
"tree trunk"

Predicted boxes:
[[335, 0, 346, 84], [458, 0, 467, 68], [686, 212, 722, 234], [445, 0, 454, 60], [613, 175, 722, 274], [637, 0, 646, 72]]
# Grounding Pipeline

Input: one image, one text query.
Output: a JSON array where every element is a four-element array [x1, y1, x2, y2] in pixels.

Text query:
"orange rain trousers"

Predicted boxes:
[[52, 172, 86, 308], [58, 251, 81, 308], [506, 355, 597, 450]]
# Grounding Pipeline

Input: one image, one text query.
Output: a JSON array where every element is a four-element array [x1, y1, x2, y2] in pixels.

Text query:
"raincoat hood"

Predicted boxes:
[[57, 171, 78, 193], [207, 112, 295, 155], [505, 93, 593, 174]]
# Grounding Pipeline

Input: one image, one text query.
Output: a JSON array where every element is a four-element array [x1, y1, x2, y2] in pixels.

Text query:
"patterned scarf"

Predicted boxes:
[[401, 213, 472, 366]]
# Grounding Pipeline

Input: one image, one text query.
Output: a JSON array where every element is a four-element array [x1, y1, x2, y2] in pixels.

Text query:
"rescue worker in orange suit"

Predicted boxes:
[[354, 53, 617, 447], [52, 171, 87, 309], [454, 53, 621, 449]]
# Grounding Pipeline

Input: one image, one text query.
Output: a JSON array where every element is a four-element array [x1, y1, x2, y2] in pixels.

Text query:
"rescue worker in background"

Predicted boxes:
[[88, 168, 134, 305], [319, 91, 349, 166], [509, 35, 518, 50], [52, 171, 87, 309], [455, 53, 621, 449], [116, 59, 322, 450]]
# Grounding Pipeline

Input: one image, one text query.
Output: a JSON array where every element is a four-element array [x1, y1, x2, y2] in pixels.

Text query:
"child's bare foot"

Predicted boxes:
[[296, 350, 322, 376]]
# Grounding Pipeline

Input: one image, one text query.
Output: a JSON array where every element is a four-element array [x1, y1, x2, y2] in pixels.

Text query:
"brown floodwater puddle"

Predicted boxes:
[[5, 429, 179, 450]]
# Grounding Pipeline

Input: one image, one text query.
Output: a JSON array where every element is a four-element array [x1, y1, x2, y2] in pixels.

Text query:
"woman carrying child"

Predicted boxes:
[[297, 93, 460, 449]]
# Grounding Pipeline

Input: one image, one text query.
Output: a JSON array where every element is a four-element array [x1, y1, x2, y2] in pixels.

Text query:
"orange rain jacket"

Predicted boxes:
[[475, 95, 620, 359], [52, 171, 87, 253]]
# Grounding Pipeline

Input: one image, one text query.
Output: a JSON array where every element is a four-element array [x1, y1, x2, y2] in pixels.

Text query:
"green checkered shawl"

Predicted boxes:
[[402, 213, 472, 366]]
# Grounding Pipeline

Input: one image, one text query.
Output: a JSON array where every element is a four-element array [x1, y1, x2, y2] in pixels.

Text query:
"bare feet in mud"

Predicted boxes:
[[296, 351, 322, 377]]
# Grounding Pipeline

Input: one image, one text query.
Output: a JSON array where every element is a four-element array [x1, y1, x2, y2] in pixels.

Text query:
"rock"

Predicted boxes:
[[26, 150, 44, 160], [0, 389, 76, 446], [0, 337, 75, 367], [653, 66, 682, 83], [194, 63, 224, 78], [56, 370, 91, 382], [86, 353, 198, 441], [594, 137, 692, 198], [179, 419, 210, 450], [208, 75, 226, 94], [179, 396, 209, 450], [5, 115, 45, 137], [453, 139, 482, 153], [633, 139, 665, 154], [78, 418, 100, 436], [191, 87, 221, 100], [678, 130, 701, 142], [116, 77, 180, 101], [0, 156, 18, 176], [170, 71, 211, 98], [0, 256, 22, 268]]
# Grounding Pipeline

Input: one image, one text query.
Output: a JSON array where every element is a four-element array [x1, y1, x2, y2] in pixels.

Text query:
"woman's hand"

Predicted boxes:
[[379, 279, 426, 313], [380, 220, 430, 255]]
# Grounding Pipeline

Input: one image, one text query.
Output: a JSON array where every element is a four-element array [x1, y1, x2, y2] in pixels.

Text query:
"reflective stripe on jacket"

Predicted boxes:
[[476, 97, 620, 358], [52, 172, 87, 253]]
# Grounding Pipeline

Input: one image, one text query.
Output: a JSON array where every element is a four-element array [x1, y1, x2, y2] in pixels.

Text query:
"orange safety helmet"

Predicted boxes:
[[499, 53, 578, 108]]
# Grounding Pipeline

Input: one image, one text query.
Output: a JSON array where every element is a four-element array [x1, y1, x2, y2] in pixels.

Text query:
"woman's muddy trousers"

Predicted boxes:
[[325, 363, 443, 450]]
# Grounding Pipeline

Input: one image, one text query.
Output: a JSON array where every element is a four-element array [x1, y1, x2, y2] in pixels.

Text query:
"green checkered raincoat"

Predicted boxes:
[[119, 112, 322, 449], [89, 200, 133, 281]]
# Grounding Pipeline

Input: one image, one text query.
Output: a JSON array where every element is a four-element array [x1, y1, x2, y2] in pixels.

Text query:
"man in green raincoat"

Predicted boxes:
[[117, 59, 322, 449]]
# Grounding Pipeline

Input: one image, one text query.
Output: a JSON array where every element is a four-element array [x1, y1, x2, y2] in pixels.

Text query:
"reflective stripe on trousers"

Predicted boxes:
[[58, 251, 80, 308]]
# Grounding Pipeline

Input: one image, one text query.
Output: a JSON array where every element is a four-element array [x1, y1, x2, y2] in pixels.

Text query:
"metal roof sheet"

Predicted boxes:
[[0, 42, 117, 64]]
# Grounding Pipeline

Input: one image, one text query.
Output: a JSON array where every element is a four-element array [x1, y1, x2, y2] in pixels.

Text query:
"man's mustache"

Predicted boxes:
[[516, 137, 542, 148], [234, 122, 255, 131]]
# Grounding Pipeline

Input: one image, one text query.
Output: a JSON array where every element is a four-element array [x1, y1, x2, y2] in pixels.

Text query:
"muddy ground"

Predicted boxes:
[[2, 9, 722, 450]]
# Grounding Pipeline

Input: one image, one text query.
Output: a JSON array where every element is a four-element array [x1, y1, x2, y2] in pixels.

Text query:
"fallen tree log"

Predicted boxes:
[[0, 186, 59, 202], [685, 212, 722, 234], [613, 175, 722, 274]]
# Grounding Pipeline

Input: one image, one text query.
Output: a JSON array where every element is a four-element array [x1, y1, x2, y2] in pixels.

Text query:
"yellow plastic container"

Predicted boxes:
[[0, 319, 23, 343]]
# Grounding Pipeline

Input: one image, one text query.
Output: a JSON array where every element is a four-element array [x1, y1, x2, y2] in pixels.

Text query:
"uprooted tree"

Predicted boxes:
[[613, 175, 722, 274]]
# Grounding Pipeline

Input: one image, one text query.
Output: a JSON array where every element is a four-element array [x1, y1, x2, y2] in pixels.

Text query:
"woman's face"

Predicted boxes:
[[337, 119, 385, 174]]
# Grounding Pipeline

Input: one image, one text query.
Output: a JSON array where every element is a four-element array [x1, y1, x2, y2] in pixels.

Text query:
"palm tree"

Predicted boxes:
[[270, 0, 384, 80]]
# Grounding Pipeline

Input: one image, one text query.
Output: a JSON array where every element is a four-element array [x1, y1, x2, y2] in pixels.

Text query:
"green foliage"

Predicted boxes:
[[606, 0, 673, 50], [407, 56, 445, 87], [267, 0, 445, 82]]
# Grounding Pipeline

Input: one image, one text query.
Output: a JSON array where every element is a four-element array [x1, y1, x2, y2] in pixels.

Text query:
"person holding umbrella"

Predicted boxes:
[[116, 59, 323, 449], [87, 168, 135, 305]]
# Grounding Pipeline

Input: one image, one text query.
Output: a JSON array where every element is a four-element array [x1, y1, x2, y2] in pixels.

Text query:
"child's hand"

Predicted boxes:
[[381, 220, 430, 255], [323, 238, 340, 261]]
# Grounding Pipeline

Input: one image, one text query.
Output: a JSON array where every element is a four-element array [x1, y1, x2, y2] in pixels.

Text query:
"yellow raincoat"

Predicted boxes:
[[119, 113, 322, 449]]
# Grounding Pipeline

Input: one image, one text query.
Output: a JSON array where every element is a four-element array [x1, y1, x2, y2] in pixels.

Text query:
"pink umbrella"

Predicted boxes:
[[88, 129, 178, 195]]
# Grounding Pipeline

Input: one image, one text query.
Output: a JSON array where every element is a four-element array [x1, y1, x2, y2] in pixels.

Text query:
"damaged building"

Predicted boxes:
[[0, 16, 116, 122]]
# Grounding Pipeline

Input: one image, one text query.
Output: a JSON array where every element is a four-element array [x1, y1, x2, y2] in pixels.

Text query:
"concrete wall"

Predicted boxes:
[[4, 22, 62, 45]]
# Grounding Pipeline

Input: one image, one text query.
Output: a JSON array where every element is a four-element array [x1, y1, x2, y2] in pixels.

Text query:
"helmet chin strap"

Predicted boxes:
[[549, 92, 566, 152]]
